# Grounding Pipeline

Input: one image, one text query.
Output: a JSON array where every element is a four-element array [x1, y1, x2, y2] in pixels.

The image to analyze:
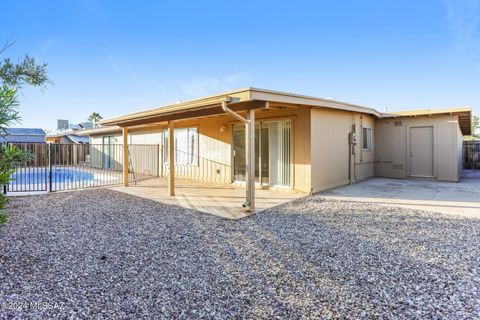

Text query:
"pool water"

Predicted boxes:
[[10, 168, 94, 184]]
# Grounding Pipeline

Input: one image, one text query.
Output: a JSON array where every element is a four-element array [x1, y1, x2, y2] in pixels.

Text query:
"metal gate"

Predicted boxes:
[[6, 143, 49, 192], [3, 143, 159, 193], [463, 141, 480, 169]]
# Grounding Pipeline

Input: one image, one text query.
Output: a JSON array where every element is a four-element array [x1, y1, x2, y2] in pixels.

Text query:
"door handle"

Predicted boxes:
[[410, 153, 414, 157]]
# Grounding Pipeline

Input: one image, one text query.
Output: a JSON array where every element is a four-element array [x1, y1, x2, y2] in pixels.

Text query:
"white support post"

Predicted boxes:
[[122, 127, 129, 187], [168, 121, 175, 196], [245, 109, 255, 211]]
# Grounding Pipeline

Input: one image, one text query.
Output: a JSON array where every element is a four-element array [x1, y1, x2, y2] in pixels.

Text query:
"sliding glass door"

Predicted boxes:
[[264, 121, 291, 186], [233, 120, 291, 187], [102, 136, 115, 169]]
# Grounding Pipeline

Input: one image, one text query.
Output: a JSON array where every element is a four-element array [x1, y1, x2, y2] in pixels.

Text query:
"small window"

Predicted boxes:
[[362, 127, 372, 149], [163, 127, 198, 166]]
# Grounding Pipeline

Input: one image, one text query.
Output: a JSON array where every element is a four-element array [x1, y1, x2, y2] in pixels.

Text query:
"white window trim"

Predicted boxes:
[[163, 127, 199, 166]]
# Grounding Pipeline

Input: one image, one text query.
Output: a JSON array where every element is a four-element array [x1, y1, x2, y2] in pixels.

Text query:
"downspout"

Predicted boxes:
[[221, 98, 250, 125], [221, 98, 254, 211]]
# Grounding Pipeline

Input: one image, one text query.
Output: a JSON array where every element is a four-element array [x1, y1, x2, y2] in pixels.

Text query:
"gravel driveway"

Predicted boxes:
[[1, 189, 479, 319]]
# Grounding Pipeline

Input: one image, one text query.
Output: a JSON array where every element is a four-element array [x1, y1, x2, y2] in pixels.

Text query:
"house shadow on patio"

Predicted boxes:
[[110, 177, 306, 219]]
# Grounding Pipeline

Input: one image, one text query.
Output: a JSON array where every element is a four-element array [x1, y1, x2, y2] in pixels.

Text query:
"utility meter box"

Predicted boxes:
[[349, 132, 357, 145]]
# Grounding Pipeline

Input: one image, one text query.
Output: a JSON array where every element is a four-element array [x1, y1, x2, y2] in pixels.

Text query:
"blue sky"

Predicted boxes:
[[1, 0, 479, 130]]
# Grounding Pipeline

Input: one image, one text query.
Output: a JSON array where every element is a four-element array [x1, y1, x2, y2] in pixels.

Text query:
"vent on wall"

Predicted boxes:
[[393, 164, 404, 170], [394, 121, 403, 126]]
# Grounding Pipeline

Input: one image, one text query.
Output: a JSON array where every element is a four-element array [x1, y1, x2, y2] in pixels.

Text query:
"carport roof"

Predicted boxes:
[[384, 107, 472, 135]]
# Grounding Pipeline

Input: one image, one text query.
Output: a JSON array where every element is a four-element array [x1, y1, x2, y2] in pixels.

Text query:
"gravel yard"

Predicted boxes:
[[1, 189, 479, 319]]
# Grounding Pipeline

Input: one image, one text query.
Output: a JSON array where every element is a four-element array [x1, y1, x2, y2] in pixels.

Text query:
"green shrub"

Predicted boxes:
[[0, 42, 48, 224], [0, 146, 31, 224]]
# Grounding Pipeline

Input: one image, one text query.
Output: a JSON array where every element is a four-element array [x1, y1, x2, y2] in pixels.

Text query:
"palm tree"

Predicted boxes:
[[88, 112, 103, 127]]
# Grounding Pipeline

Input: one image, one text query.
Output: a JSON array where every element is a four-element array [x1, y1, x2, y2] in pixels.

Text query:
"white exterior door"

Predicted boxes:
[[410, 126, 434, 177]]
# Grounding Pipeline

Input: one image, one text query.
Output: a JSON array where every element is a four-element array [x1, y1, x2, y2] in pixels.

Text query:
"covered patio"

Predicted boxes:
[[98, 88, 310, 217], [110, 178, 305, 219]]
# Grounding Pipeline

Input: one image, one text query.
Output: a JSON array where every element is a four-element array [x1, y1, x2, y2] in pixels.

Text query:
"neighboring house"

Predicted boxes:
[[46, 132, 90, 144], [77, 88, 471, 199], [0, 128, 46, 143]]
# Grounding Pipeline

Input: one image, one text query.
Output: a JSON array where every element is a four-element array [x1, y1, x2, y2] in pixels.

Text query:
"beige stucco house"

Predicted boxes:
[[78, 88, 471, 211]]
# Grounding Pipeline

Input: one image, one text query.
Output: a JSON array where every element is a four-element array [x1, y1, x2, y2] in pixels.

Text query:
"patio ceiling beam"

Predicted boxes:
[[116, 106, 225, 127], [112, 100, 268, 128], [100, 95, 234, 125]]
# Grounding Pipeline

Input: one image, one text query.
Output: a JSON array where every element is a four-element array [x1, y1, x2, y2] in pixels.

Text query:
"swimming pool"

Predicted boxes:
[[10, 168, 95, 184], [7, 166, 128, 192]]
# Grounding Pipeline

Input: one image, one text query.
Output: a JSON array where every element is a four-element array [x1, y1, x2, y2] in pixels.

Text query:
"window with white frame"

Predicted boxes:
[[362, 127, 372, 149], [163, 127, 198, 165]]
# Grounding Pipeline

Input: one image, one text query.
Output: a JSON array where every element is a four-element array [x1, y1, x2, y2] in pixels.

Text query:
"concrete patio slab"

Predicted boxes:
[[320, 170, 480, 218], [110, 178, 306, 219]]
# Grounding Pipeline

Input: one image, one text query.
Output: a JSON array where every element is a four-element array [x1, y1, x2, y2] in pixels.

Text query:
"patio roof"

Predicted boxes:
[[76, 126, 121, 136], [99, 87, 383, 127], [97, 88, 473, 135]]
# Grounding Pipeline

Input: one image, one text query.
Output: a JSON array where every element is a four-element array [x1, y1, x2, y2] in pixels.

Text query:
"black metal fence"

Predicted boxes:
[[463, 141, 480, 169], [3, 143, 159, 193]]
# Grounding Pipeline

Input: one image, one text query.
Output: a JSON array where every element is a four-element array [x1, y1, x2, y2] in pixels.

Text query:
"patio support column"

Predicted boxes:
[[246, 109, 255, 211], [122, 127, 129, 187], [168, 121, 175, 196]]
